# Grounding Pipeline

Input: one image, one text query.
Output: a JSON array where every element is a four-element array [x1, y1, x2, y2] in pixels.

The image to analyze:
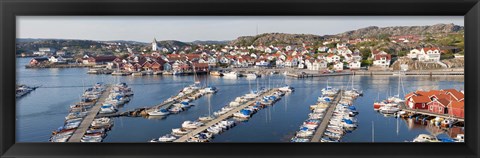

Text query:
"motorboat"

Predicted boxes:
[[198, 115, 215, 122], [99, 104, 117, 114], [148, 108, 170, 116], [223, 71, 239, 78], [379, 105, 400, 114], [182, 121, 203, 129], [172, 128, 189, 135], [291, 137, 310, 142], [233, 109, 252, 118], [279, 85, 294, 92], [150, 134, 177, 142], [168, 106, 184, 113], [203, 87, 218, 94], [91, 117, 113, 128], [412, 134, 440, 142]]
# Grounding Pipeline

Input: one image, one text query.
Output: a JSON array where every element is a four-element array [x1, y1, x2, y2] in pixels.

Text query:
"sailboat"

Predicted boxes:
[[345, 74, 362, 97], [202, 69, 217, 94], [198, 95, 215, 122], [387, 71, 405, 103]]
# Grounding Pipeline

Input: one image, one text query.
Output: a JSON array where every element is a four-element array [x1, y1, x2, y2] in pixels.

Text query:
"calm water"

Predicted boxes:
[[16, 58, 465, 142]]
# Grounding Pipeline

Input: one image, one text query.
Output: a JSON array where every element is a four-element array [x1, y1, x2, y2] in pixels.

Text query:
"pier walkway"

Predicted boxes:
[[311, 90, 343, 142], [68, 85, 112, 142], [174, 88, 278, 142]]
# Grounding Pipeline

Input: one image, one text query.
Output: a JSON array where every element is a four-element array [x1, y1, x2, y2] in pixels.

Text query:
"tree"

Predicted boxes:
[[361, 59, 373, 67]]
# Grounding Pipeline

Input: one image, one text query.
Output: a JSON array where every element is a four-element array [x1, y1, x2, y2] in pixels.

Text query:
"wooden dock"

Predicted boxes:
[[68, 85, 112, 142], [310, 90, 343, 142], [399, 103, 464, 122], [174, 89, 278, 142]]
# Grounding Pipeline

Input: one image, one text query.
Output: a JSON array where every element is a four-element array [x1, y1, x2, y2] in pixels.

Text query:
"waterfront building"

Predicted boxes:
[[372, 53, 391, 67], [408, 47, 441, 62], [29, 57, 49, 66]]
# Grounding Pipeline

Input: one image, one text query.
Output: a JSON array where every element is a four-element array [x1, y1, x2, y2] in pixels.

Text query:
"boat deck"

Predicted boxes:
[[174, 88, 278, 142], [68, 85, 112, 142], [310, 90, 343, 142]]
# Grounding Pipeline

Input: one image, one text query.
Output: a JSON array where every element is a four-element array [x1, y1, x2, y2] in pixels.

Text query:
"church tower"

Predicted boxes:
[[152, 38, 158, 51]]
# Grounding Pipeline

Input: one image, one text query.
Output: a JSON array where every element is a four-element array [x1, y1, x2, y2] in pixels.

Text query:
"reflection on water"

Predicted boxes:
[[16, 58, 464, 142]]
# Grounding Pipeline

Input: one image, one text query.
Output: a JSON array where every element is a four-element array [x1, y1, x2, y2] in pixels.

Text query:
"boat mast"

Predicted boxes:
[[372, 121, 375, 142]]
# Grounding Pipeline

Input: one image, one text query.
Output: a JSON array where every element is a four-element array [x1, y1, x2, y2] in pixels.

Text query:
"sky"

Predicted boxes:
[[17, 16, 463, 43]]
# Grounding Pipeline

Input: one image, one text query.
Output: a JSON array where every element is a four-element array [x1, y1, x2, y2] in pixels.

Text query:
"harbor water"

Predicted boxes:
[[16, 58, 465, 142]]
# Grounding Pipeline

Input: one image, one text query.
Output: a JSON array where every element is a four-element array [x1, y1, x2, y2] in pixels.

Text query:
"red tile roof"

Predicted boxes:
[[411, 96, 431, 103]]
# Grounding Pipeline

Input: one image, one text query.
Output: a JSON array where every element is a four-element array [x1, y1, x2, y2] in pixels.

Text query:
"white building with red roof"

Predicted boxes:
[[408, 47, 441, 62]]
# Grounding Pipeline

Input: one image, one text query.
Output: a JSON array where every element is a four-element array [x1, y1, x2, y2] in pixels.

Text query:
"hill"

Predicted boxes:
[[335, 23, 463, 38]]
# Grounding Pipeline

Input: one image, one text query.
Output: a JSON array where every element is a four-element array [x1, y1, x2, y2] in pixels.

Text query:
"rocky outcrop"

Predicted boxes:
[[391, 58, 464, 70], [336, 23, 464, 38]]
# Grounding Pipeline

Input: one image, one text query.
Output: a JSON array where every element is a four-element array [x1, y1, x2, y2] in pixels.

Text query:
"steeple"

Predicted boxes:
[[152, 37, 158, 51]]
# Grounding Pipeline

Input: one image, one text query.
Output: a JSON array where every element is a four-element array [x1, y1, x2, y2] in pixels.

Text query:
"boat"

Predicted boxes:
[[209, 71, 223, 76], [148, 108, 170, 116], [182, 121, 203, 129], [99, 104, 117, 114], [278, 85, 294, 92], [291, 137, 310, 142], [91, 117, 113, 128], [203, 87, 218, 94], [198, 116, 215, 122], [454, 134, 464, 142], [150, 134, 177, 142], [233, 109, 252, 118], [172, 128, 189, 135], [168, 106, 184, 113], [222, 71, 239, 78], [245, 73, 259, 79], [412, 134, 440, 142], [441, 118, 457, 127]]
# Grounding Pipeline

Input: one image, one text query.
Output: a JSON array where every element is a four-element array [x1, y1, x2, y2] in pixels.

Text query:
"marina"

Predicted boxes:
[[16, 58, 464, 142], [68, 85, 112, 142]]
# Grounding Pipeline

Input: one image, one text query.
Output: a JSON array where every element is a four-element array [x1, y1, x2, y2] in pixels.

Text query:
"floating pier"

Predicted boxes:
[[173, 88, 278, 142], [310, 90, 344, 142], [68, 85, 113, 142]]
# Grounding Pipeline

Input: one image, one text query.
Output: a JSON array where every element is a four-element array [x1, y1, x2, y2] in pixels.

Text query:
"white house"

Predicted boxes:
[[348, 61, 361, 69], [48, 56, 66, 63], [276, 59, 285, 67], [326, 54, 341, 63], [373, 53, 391, 67], [408, 48, 441, 62], [284, 56, 298, 67], [333, 62, 344, 71], [308, 60, 327, 70], [317, 46, 328, 52]]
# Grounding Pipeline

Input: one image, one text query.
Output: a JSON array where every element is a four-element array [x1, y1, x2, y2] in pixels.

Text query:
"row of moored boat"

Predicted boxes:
[[150, 86, 293, 142]]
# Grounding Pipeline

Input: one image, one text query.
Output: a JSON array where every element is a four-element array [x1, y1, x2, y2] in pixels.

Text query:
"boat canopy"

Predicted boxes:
[[240, 109, 252, 115]]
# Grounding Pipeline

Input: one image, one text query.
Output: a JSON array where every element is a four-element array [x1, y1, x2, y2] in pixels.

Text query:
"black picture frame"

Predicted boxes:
[[1, 0, 479, 158]]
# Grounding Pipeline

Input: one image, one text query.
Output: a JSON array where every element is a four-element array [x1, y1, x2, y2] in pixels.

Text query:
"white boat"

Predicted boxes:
[[99, 104, 117, 114], [198, 116, 215, 122], [148, 109, 170, 116], [207, 126, 222, 134], [245, 73, 259, 79], [172, 128, 189, 135], [279, 85, 294, 92], [182, 121, 203, 129], [412, 134, 440, 142], [223, 71, 239, 78], [454, 134, 464, 142], [203, 87, 218, 94], [150, 134, 177, 142], [91, 117, 113, 127], [168, 106, 183, 113], [379, 105, 400, 114]]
